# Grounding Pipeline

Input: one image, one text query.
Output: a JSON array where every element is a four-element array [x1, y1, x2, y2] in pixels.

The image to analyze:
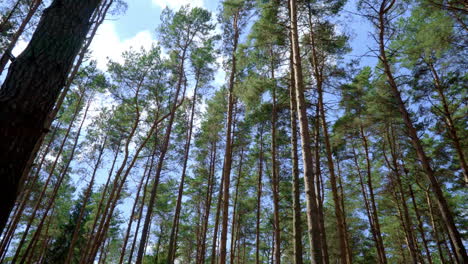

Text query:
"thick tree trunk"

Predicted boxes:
[[289, 1, 323, 263], [0, 0, 102, 233], [377, 1, 467, 262]]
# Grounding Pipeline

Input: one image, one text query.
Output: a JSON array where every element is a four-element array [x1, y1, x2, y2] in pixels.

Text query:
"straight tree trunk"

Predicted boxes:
[[256, 127, 264, 264], [313, 102, 329, 264], [0, 0, 102, 233], [196, 142, 217, 264], [314, 33, 352, 264], [271, 68, 281, 264], [290, 75, 304, 264], [211, 162, 225, 264], [289, 1, 323, 263], [230, 148, 244, 264], [377, 2, 467, 262], [127, 149, 155, 264], [218, 11, 240, 264]]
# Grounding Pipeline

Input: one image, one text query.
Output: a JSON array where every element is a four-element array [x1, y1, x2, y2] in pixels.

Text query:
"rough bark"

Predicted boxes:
[[289, 0, 322, 262], [0, 0, 102, 233]]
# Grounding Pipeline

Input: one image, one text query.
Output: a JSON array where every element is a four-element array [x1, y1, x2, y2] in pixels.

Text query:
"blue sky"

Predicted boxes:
[[89, 0, 376, 72]]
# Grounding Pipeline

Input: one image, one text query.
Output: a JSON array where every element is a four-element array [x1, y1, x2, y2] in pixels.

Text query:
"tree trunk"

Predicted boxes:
[[230, 148, 244, 264], [271, 69, 281, 264], [167, 74, 201, 263], [196, 142, 217, 264], [211, 161, 225, 264], [289, 76, 304, 264], [427, 62, 468, 185], [256, 126, 264, 264], [0, 0, 103, 233], [377, 1, 467, 262], [118, 156, 151, 264], [289, 0, 323, 263], [408, 183, 433, 264], [359, 125, 387, 263], [218, 11, 239, 264], [135, 48, 187, 264], [0, 0, 42, 75]]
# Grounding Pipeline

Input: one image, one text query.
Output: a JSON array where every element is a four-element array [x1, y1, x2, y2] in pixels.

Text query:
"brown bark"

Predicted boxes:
[[127, 150, 155, 264], [313, 103, 329, 264], [65, 134, 107, 264], [351, 145, 385, 264], [211, 161, 225, 264], [255, 127, 264, 264], [218, 11, 240, 264], [11, 89, 86, 262], [376, 1, 467, 262], [408, 183, 433, 264], [230, 148, 244, 264], [359, 126, 387, 263], [196, 142, 217, 264], [80, 139, 121, 263], [289, 0, 323, 263], [118, 156, 151, 264], [0, 0, 103, 233], [271, 68, 281, 264], [427, 62, 468, 185], [21, 97, 91, 263], [289, 72, 304, 264], [135, 48, 188, 264], [425, 189, 448, 264], [167, 73, 201, 263], [312, 23, 352, 264]]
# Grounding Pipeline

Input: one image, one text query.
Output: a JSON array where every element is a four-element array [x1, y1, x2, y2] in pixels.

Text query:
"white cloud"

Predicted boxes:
[[151, 0, 204, 9], [90, 21, 157, 70]]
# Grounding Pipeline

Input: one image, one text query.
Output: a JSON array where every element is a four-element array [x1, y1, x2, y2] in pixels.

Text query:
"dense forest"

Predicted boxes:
[[0, 0, 467, 263]]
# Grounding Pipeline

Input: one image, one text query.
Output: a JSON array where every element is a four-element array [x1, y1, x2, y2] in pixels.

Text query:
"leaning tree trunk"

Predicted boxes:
[[377, 1, 467, 262], [0, 0, 103, 233]]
